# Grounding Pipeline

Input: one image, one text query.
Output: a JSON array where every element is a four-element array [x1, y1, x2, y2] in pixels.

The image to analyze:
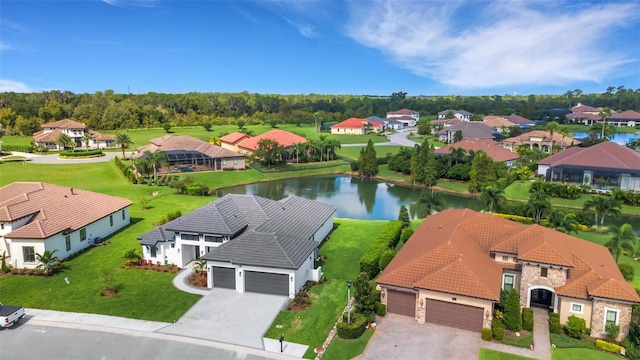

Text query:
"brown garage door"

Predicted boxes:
[[387, 290, 416, 317], [425, 299, 483, 332]]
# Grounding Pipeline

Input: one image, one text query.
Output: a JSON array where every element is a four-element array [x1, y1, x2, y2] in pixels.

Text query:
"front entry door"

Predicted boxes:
[[195, 245, 200, 259], [531, 289, 553, 309]]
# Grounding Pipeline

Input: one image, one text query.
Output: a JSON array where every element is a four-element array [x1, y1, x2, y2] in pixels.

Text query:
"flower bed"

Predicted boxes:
[[189, 271, 208, 287], [125, 260, 180, 273]]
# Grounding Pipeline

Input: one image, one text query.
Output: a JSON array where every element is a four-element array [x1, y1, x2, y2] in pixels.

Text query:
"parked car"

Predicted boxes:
[[0, 303, 25, 328]]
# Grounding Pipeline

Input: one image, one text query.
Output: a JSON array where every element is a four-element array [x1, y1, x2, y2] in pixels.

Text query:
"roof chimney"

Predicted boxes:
[[70, 188, 74, 195], [439, 225, 443, 229]]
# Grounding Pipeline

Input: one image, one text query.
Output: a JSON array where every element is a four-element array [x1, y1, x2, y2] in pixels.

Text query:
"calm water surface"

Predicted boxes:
[[572, 132, 638, 145], [216, 175, 639, 229]]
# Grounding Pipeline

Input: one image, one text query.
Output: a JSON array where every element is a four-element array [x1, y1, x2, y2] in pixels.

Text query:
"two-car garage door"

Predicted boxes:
[[245, 271, 289, 296]]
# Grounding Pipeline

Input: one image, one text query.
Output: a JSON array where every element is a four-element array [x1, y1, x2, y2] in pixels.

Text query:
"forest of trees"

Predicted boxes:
[[0, 87, 638, 136]]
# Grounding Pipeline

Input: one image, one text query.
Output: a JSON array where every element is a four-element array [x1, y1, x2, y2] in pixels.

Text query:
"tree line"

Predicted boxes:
[[0, 87, 638, 136]]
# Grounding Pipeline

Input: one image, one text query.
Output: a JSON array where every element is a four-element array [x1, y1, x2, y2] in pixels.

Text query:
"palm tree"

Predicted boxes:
[[448, 147, 466, 166], [82, 133, 93, 150], [478, 186, 505, 213], [143, 150, 168, 183], [605, 224, 637, 263], [583, 196, 622, 230], [36, 249, 60, 275], [417, 189, 446, 218], [526, 190, 551, 224], [123, 249, 141, 266], [56, 133, 75, 150], [598, 107, 612, 139], [194, 259, 207, 275], [114, 132, 133, 158], [546, 121, 560, 154], [515, 166, 534, 182], [545, 209, 579, 234], [324, 138, 341, 161]]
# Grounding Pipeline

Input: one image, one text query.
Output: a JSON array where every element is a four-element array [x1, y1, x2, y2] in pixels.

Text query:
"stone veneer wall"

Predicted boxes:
[[519, 264, 567, 308], [590, 300, 633, 342]]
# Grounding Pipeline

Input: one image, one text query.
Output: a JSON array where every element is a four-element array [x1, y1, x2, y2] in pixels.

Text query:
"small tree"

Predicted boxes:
[[140, 197, 149, 210], [504, 288, 522, 331], [123, 249, 142, 266], [102, 270, 115, 293], [237, 119, 245, 130], [398, 205, 410, 228], [36, 249, 60, 275], [605, 323, 620, 343], [1, 251, 10, 273], [194, 259, 207, 273], [202, 121, 212, 131], [162, 122, 172, 133], [353, 272, 376, 316]]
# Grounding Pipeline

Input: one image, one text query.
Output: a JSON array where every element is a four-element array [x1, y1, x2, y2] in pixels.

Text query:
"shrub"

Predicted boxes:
[[400, 228, 414, 243], [374, 301, 386, 317], [595, 339, 623, 354], [522, 308, 534, 331], [1, 251, 10, 273], [605, 323, 620, 343], [59, 149, 103, 157], [353, 272, 376, 316], [398, 205, 410, 228], [550, 312, 562, 334], [492, 319, 505, 341], [372, 289, 381, 301], [336, 312, 367, 339], [378, 249, 395, 271], [482, 328, 493, 341], [359, 221, 403, 278], [565, 315, 588, 339], [504, 289, 522, 331], [619, 263, 635, 282]]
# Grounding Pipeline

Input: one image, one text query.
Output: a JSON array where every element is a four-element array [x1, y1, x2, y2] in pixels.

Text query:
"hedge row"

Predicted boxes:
[[359, 221, 403, 278], [612, 188, 640, 206], [114, 156, 141, 184], [336, 312, 368, 339], [530, 180, 582, 199], [2, 144, 34, 153], [60, 149, 104, 157], [595, 339, 623, 355]]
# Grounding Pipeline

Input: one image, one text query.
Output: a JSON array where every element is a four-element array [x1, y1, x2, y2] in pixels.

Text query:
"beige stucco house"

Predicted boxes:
[[377, 209, 639, 340]]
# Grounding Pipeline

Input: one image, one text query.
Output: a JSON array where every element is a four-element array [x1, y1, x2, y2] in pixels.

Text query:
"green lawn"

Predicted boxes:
[[552, 348, 619, 360], [263, 219, 389, 358], [436, 178, 472, 193], [337, 145, 409, 161], [478, 348, 537, 360], [321, 327, 375, 360], [500, 333, 533, 348]]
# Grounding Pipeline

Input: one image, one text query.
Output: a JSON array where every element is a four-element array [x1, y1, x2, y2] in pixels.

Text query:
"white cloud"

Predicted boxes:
[[346, 1, 640, 89], [0, 79, 33, 92], [284, 17, 316, 38], [0, 41, 11, 52]]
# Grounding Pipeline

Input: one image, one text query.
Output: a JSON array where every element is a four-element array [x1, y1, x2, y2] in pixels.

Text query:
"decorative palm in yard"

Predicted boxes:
[[417, 189, 446, 218], [478, 186, 505, 213], [36, 249, 60, 275], [545, 209, 579, 234], [606, 223, 637, 263], [114, 131, 133, 158], [82, 133, 93, 150], [56, 133, 75, 150], [526, 190, 551, 224], [583, 196, 622, 231], [143, 150, 168, 183]]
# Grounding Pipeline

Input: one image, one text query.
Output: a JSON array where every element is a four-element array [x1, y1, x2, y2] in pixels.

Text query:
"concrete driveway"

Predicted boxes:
[[158, 288, 288, 349], [361, 313, 547, 360]]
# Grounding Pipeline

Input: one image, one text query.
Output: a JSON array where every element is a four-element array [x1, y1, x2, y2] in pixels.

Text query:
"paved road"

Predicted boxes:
[[340, 129, 419, 148], [0, 322, 282, 360]]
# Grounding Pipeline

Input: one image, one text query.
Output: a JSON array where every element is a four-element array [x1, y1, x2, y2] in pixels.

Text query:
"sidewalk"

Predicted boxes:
[[172, 261, 211, 296]]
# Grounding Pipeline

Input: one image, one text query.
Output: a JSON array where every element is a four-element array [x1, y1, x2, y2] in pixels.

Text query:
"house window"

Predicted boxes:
[[65, 235, 71, 251], [605, 309, 619, 331], [502, 274, 515, 291], [80, 228, 87, 241], [1, 223, 4, 230], [234, 159, 238, 165], [570, 303, 584, 314], [541, 268, 548, 277], [204, 235, 223, 243], [23, 246, 35, 263], [181, 233, 199, 241], [150, 246, 157, 258], [502, 256, 508, 262], [121, 209, 125, 220], [109, 215, 113, 226], [170, 243, 175, 248]]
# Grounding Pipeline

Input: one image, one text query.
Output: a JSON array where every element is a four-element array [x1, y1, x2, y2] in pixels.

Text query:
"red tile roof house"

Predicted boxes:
[[606, 110, 640, 128], [377, 208, 640, 340], [218, 132, 251, 153], [33, 118, 116, 150], [537, 141, 640, 192], [134, 135, 245, 173], [435, 139, 520, 167], [0, 182, 132, 269], [503, 115, 535, 127], [386, 109, 420, 127], [330, 118, 385, 135], [232, 129, 307, 155], [500, 130, 581, 154]]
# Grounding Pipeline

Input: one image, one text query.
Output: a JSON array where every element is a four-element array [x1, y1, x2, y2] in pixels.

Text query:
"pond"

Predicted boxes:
[[215, 175, 640, 230], [572, 132, 638, 145]]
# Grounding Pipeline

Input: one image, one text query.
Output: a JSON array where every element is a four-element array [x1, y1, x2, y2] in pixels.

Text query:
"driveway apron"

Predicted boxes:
[[158, 288, 288, 349]]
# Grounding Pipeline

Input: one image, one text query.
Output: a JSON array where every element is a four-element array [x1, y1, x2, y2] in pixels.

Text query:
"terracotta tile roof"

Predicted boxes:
[[136, 135, 244, 159], [436, 122, 499, 140], [33, 129, 63, 143], [41, 118, 86, 129], [567, 111, 601, 121], [387, 108, 419, 115], [610, 110, 640, 120], [538, 141, 640, 170], [482, 116, 516, 128], [394, 115, 415, 121], [219, 132, 250, 144], [88, 130, 116, 141], [377, 209, 640, 303], [237, 130, 307, 151], [438, 109, 472, 116], [434, 139, 519, 163], [571, 103, 602, 113], [432, 119, 462, 126], [331, 118, 384, 129], [1, 182, 132, 239], [503, 115, 535, 125], [501, 130, 581, 147]]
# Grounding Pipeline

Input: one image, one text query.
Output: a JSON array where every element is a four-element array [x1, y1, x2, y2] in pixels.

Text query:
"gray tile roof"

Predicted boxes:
[[138, 227, 175, 246], [163, 196, 250, 236], [255, 196, 337, 240]]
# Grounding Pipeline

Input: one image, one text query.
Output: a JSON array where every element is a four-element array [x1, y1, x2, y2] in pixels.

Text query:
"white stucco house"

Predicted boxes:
[[32, 118, 116, 150], [387, 109, 420, 127], [0, 182, 132, 269], [137, 194, 336, 298]]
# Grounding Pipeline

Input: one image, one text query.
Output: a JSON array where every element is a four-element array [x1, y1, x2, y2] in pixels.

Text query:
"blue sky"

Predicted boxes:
[[1, 0, 639, 96]]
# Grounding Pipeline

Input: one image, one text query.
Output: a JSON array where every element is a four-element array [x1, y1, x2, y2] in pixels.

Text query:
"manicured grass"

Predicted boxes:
[[0, 155, 27, 162], [572, 231, 640, 286], [377, 164, 412, 182], [406, 134, 446, 148], [337, 145, 409, 161], [550, 333, 597, 349], [321, 327, 375, 360], [0, 161, 212, 321], [263, 219, 389, 358], [478, 348, 537, 360], [0, 135, 33, 147], [436, 178, 472, 193], [501, 333, 533, 348], [552, 348, 619, 360]]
